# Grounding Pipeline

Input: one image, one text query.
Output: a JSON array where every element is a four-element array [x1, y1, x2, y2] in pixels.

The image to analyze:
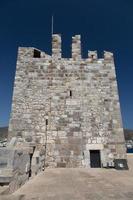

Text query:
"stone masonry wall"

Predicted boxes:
[[8, 34, 127, 168]]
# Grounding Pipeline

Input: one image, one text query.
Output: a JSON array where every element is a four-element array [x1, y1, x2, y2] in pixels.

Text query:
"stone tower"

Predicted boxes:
[[8, 34, 127, 170]]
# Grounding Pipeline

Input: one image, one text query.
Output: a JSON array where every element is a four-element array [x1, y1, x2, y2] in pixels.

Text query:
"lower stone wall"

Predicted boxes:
[[0, 147, 31, 193], [0, 138, 45, 193], [45, 138, 127, 169]]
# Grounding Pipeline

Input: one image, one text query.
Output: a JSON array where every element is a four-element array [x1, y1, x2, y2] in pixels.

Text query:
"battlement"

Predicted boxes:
[[17, 34, 114, 62], [52, 34, 114, 61]]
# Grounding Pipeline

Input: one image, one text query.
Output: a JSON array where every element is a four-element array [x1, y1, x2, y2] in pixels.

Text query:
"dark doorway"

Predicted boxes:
[[90, 150, 101, 168]]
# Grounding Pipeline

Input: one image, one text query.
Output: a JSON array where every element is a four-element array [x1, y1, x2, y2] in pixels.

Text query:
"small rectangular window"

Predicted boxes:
[[46, 119, 48, 126], [33, 49, 41, 58], [70, 90, 72, 97]]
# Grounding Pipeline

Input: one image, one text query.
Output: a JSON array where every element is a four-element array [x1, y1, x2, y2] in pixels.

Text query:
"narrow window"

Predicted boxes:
[[70, 90, 72, 97], [46, 119, 48, 126], [33, 49, 41, 58]]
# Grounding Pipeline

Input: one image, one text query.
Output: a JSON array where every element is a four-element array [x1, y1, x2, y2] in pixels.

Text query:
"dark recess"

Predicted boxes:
[[33, 49, 41, 58]]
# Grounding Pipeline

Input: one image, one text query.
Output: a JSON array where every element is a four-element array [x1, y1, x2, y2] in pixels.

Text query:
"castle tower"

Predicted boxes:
[[7, 34, 128, 171]]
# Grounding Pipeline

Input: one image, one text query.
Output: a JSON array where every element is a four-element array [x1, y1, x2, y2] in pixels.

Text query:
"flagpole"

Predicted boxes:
[[52, 15, 54, 35]]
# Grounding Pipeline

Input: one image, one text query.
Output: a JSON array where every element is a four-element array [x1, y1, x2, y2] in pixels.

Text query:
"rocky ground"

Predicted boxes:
[[0, 154, 133, 200]]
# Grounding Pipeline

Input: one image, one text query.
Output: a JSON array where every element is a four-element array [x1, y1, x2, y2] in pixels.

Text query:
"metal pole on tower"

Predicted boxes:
[[52, 15, 54, 35]]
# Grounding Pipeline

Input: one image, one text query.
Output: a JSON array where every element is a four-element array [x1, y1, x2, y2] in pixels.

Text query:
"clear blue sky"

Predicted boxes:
[[0, 0, 133, 129]]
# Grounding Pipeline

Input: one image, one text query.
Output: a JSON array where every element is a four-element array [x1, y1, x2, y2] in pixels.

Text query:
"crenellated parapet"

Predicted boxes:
[[17, 47, 51, 61], [16, 35, 114, 64], [104, 51, 114, 61], [88, 51, 98, 62], [72, 35, 81, 60], [52, 34, 62, 59]]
